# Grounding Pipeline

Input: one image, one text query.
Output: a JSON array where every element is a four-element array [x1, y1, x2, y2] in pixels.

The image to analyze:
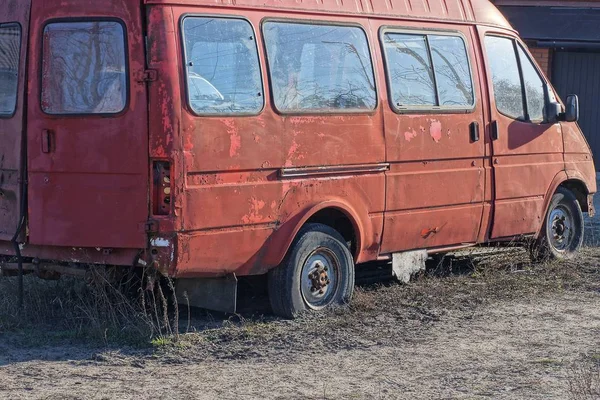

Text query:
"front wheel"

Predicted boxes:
[[268, 223, 355, 319], [531, 187, 584, 261]]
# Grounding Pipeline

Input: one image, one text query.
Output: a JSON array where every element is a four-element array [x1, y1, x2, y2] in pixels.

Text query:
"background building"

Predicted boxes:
[[493, 0, 600, 169]]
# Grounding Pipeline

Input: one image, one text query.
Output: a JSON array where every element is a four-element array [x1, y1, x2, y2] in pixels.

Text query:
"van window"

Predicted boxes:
[[182, 17, 263, 115], [517, 45, 545, 122], [382, 32, 474, 110], [429, 36, 474, 107], [484, 36, 525, 120], [0, 23, 21, 116], [41, 21, 127, 115], [263, 21, 376, 113], [382, 34, 436, 107]]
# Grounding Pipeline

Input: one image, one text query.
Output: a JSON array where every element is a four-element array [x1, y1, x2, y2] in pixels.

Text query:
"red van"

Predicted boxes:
[[0, 0, 595, 318]]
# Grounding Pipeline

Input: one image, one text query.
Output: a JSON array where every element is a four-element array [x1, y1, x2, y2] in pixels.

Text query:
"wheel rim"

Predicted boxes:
[[300, 247, 340, 310], [547, 204, 574, 252]]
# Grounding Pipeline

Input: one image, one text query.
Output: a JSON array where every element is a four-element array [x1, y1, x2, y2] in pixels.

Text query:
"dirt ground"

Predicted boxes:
[[0, 189, 599, 399]]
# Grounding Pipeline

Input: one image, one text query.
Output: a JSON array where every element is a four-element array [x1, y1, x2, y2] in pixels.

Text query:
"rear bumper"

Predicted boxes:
[[0, 241, 141, 266]]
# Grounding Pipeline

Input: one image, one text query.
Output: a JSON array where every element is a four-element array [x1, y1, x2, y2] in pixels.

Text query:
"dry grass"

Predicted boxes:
[[0, 266, 179, 345], [1, 244, 598, 355]]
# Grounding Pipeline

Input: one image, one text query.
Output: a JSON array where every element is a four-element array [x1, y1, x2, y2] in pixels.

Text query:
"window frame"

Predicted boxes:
[[0, 22, 22, 119], [484, 34, 550, 124], [180, 14, 265, 117], [40, 18, 130, 117], [379, 26, 476, 114], [517, 41, 549, 124], [261, 17, 379, 116]]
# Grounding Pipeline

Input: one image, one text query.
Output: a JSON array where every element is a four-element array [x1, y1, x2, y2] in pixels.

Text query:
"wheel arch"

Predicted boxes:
[[536, 170, 592, 238], [261, 201, 367, 269]]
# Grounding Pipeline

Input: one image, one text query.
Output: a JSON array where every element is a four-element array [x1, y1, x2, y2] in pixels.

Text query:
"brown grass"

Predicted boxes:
[[0, 266, 179, 345]]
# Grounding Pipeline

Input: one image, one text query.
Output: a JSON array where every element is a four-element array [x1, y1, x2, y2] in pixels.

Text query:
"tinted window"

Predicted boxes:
[[263, 22, 376, 112], [429, 35, 474, 107], [383, 33, 436, 107], [484, 36, 525, 120], [518, 45, 545, 122], [41, 21, 127, 114], [0, 23, 21, 116], [183, 17, 263, 115]]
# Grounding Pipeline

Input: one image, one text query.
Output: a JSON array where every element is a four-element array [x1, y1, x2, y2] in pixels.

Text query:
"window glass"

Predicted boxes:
[[383, 33, 436, 107], [0, 23, 21, 116], [429, 35, 474, 107], [183, 17, 263, 115], [484, 36, 525, 120], [263, 22, 376, 112], [518, 45, 545, 122], [41, 21, 127, 114]]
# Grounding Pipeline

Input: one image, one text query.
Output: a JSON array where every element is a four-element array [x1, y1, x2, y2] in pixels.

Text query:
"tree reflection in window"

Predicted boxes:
[[264, 22, 376, 112], [383, 32, 474, 109], [183, 17, 263, 115], [0, 23, 21, 116], [41, 21, 127, 114]]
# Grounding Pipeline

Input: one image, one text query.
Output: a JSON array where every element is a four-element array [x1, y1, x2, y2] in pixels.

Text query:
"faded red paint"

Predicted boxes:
[[0, 0, 595, 283]]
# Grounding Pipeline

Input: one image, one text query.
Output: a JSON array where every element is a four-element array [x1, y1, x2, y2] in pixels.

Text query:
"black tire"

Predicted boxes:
[[531, 186, 584, 261], [268, 223, 355, 319]]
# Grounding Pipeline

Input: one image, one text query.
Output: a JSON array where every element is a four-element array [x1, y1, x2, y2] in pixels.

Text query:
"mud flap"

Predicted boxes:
[[392, 250, 427, 284], [175, 274, 237, 314]]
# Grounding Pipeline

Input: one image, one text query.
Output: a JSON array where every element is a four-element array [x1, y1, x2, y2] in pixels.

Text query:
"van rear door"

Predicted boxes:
[[26, 0, 149, 249], [0, 0, 30, 242]]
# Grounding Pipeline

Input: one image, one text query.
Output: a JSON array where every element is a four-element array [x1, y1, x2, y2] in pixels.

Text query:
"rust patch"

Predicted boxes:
[[421, 222, 448, 239], [430, 120, 442, 143]]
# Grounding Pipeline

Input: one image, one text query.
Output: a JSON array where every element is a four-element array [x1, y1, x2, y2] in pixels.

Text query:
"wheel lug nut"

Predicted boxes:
[[319, 290, 324, 295]]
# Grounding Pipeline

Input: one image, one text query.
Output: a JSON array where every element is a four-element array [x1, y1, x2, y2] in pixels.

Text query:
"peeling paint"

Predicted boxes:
[[229, 131, 241, 157], [404, 129, 418, 142], [242, 197, 266, 224], [430, 120, 442, 143]]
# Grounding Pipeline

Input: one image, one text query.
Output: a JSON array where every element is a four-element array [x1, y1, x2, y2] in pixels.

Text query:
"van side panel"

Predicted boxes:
[[171, 8, 386, 277]]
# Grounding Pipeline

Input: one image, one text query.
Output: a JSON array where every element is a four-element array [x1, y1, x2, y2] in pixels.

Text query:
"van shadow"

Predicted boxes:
[[506, 119, 556, 151]]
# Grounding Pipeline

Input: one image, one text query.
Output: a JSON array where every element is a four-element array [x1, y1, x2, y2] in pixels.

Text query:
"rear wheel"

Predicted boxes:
[[268, 223, 355, 319], [531, 187, 584, 261]]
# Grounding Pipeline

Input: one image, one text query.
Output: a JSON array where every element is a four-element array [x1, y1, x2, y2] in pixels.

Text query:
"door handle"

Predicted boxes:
[[470, 122, 480, 142], [41, 129, 53, 153], [491, 120, 500, 140]]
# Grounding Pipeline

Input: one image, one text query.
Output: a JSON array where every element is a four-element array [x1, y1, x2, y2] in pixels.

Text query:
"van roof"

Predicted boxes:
[[144, 0, 512, 30]]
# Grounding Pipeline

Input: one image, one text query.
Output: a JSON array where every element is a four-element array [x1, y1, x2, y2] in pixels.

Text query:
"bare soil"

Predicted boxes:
[[0, 190, 599, 399]]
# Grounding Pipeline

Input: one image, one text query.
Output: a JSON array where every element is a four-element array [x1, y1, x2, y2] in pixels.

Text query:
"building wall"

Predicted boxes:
[[528, 46, 552, 77]]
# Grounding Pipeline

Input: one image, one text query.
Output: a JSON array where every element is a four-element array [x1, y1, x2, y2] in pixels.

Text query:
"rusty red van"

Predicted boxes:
[[0, 0, 596, 318]]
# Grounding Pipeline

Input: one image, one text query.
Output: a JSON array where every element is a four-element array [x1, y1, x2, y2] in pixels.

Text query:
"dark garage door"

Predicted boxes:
[[552, 50, 600, 170]]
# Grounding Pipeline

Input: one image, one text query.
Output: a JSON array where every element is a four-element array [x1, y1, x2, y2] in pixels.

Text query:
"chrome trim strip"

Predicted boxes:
[[280, 163, 390, 178]]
